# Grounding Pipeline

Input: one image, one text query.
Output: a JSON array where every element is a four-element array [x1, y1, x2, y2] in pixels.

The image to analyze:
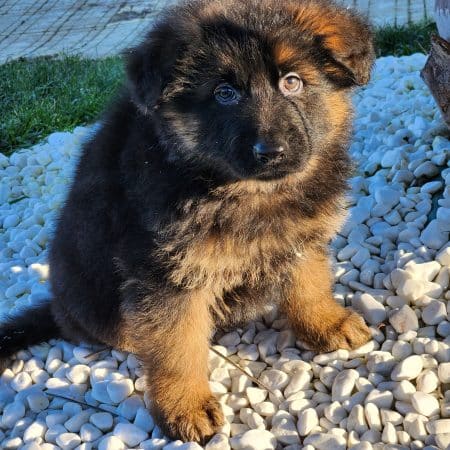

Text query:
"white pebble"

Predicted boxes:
[[422, 300, 447, 325], [331, 370, 359, 402], [393, 380, 416, 401], [107, 379, 134, 403], [284, 370, 311, 397], [3, 214, 20, 228], [91, 380, 112, 404], [89, 412, 113, 431], [80, 423, 102, 442], [435, 433, 450, 450], [297, 408, 319, 437], [46, 412, 69, 428], [391, 341, 412, 360], [303, 432, 346, 450], [23, 420, 47, 442], [63, 402, 82, 416], [365, 390, 394, 409], [10, 372, 32, 391], [416, 369, 439, 393], [218, 331, 241, 347], [364, 403, 381, 431], [426, 419, 450, 434], [66, 364, 90, 384], [246, 387, 267, 406], [421, 220, 449, 250], [271, 416, 300, 445], [366, 351, 396, 375], [55, 433, 81, 450], [134, 407, 155, 433], [353, 293, 387, 325], [347, 405, 368, 434], [113, 423, 148, 447], [381, 422, 397, 444], [2, 401, 26, 428], [2, 437, 24, 449], [64, 411, 92, 433], [411, 392, 440, 417], [391, 355, 424, 381], [255, 402, 277, 417], [438, 363, 450, 383], [380, 409, 403, 426], [260, 370, 289, 391], [324, 402, 347, 425], [436, 247, 450, 266], [230, 429, 277, 450], [389, 305, 419, 333], [205, 433, 231, 450], [98, 436, 126, 450], [27, 392, 49, 412]]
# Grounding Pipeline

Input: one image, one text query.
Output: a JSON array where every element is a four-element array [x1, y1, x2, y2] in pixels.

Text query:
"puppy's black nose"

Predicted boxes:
[[253, 142, 284, 163]]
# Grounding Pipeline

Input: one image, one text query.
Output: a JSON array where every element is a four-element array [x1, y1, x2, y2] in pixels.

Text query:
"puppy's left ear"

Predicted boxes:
[[125, 20, 183, 113], [296, 3, 375, 86]]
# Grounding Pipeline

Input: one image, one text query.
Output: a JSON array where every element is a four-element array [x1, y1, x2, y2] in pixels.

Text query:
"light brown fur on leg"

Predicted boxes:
[[283, 246, 371, 352], [122, 291, 224, 443]]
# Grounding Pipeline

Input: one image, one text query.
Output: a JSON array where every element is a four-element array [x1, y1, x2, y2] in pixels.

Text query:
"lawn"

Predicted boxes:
[[0, 56, 124, 155], [374, 20, 437, 57], [0, 21, 437, 155]]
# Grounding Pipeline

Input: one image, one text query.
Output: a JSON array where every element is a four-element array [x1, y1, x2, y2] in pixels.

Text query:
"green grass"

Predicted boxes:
[[0, 55, 124, 155], [375, 20, 437, 57], [0, 21, 438, 155]]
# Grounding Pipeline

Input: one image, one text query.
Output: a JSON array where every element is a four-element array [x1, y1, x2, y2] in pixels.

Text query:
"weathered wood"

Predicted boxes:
[[435, 0, 450, 40], [421, 34, 450, 128]]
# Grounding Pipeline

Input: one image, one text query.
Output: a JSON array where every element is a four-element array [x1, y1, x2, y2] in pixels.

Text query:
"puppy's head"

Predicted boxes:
[[126, 0, 374, 181]]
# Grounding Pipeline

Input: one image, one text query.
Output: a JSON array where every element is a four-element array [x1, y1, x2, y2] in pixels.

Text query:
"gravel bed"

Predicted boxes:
[[0, 54, 449, 450]]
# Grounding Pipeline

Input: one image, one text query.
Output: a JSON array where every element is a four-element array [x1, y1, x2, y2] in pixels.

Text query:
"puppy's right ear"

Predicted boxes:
[[125, 22, 182, 113]]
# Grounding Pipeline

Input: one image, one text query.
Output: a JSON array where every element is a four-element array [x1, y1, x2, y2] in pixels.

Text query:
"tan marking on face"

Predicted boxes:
[[273, 42, 298, 65], [327, 91, 351, 126], [273, 42, 323, 86]]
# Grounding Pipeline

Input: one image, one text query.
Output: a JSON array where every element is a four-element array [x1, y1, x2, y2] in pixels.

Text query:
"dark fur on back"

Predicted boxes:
[[1, 0, 375, 442]]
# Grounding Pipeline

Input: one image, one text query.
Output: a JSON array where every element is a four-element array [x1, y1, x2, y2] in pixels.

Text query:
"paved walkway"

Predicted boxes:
[[0, 0, 435, 63]]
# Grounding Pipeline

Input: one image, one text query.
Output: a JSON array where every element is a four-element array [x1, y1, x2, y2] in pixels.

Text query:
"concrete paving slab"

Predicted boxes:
[[0, 0, 435, 63]]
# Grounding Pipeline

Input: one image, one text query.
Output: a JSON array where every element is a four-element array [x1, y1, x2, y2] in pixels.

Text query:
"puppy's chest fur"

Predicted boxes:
[[157, 184, 345, 296]]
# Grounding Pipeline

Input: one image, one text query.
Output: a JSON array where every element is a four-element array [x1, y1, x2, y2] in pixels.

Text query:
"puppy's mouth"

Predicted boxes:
[[249, 158, 300, 181], [248, 148, 310, 180], [253, 167, 292, 181]]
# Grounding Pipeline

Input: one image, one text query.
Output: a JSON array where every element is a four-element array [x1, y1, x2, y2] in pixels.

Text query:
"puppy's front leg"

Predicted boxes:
[[123, 290, 223, 443], [283, 246, 371, 352]]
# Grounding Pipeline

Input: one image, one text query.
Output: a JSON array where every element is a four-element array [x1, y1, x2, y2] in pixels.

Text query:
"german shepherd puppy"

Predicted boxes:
[[0, 0, 375, 442]]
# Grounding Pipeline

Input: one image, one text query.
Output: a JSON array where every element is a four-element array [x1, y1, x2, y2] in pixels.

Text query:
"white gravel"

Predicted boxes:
[[1, 53, 449, 449]]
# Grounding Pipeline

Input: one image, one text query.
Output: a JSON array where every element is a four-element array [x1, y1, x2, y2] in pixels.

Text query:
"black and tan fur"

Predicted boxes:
[[0, 0, 375, 442]]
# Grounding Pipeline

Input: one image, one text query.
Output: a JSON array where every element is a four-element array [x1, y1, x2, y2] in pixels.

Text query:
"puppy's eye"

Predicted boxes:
[[279, 73, 303, 95], [214, 84, 241, 105]]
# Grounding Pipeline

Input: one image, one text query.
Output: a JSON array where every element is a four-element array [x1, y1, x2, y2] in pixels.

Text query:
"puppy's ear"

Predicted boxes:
[[125, 22, 182, 112], [295, 2, 375, 86]]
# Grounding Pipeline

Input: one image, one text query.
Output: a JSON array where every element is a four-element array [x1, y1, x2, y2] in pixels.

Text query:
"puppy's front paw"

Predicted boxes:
[[306, 310, 371, 353], [330, 311, 372, 350], [163, 395, 224, 443]]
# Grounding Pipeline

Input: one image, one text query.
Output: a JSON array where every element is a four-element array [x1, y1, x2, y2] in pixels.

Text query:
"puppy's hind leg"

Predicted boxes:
[[282, 246, 371, 353], [121, 289, 224, 443]]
